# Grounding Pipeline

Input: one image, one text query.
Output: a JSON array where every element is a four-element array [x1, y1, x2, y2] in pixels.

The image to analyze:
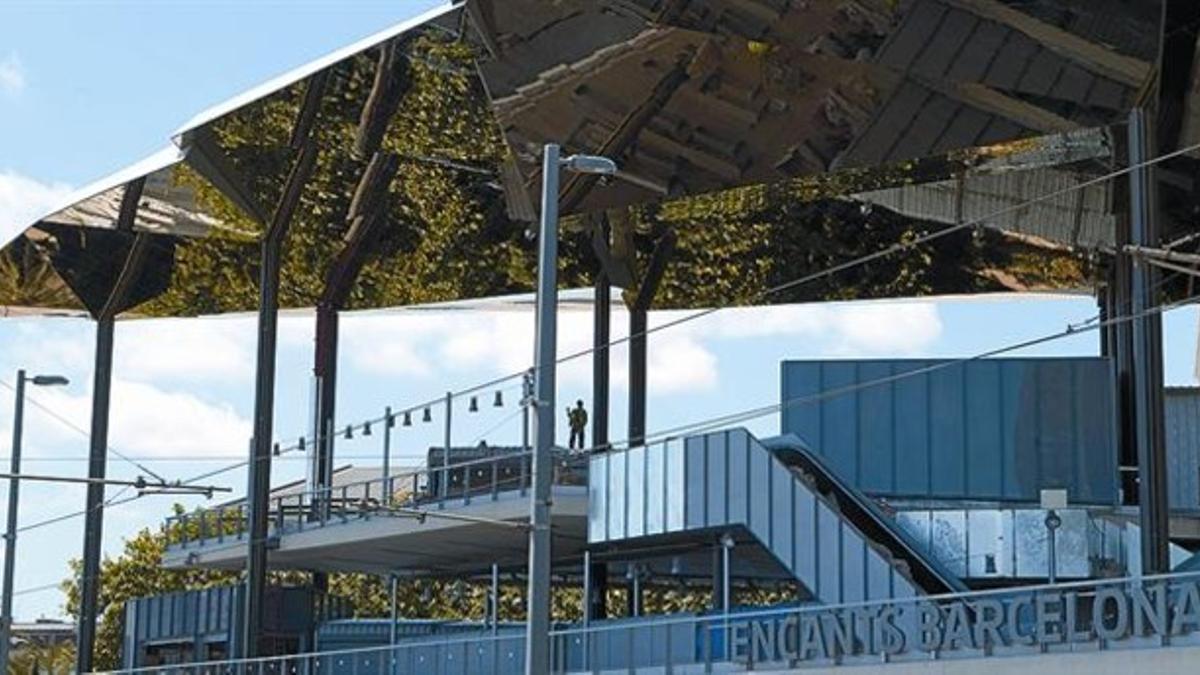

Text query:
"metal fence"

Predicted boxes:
[[166, 449, 588, 549], [97, 571, 1200, 674]]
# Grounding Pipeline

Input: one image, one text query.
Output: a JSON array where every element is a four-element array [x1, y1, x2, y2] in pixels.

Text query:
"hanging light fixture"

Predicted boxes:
[[468, 396, 479, 413], [363, 421, 372, 436], [298, 437, 306, 451], [272, 443, 281, 457], [386, 412, 395, 429], [422, 407, 432, 423], [344, 425, 353, 440], [493, 391, 503, 407], [403, 411, 412, 427]]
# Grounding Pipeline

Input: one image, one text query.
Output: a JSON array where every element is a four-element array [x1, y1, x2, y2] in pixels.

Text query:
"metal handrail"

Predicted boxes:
[[92, 570, 1200, 675], [166, 448, 589, 547]]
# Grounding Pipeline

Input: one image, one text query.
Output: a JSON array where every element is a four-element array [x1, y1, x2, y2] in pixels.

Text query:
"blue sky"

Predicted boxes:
[[0, 1, 1197, 622]]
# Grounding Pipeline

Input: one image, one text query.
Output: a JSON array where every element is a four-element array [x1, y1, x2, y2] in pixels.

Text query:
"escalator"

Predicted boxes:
[[761, 434, 967, 596]]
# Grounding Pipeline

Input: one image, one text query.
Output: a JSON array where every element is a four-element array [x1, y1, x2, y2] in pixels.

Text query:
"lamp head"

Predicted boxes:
[[561, 154, 617, 176], [30, 375, 69, 387]]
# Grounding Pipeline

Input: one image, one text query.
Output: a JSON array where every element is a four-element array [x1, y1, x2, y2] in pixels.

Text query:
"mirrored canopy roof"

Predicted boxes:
[[2, 0, 1191, 320]]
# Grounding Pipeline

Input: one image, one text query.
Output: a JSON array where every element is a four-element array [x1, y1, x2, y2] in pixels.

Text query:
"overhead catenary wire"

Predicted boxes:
[[8, 140, 1196, 543], [10, 294, 1189, 602], [572, 291, 1200, 455], [0, 379, 168, 483], [262, 135, 1200, 460]]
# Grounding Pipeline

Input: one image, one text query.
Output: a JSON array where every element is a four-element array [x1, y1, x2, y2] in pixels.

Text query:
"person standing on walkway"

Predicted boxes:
[[567, 400, 588, 450]]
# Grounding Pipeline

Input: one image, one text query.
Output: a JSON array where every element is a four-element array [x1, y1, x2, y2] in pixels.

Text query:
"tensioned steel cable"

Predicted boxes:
[[7, 290, 1194, 613], [12, 139, 1199, 537], [263, 136, 1200, 459], [0, 379, 168, 483], [578, 291, 1200, 454]]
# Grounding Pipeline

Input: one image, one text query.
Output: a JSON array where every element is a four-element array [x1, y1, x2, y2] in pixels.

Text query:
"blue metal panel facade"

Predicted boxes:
[[588, 429, 930, 604], [780, 358, 1118, 504], [1166, 387, 1200, 511]]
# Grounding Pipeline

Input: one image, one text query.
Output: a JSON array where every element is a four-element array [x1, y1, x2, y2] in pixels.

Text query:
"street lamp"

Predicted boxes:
[[0, 369, 69, 669], [525, 144, 616, 675]]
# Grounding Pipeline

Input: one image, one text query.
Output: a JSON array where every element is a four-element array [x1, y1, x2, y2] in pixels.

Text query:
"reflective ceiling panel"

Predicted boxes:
[[2, 0, 1186, 319], [470, 0, 1158, 213]]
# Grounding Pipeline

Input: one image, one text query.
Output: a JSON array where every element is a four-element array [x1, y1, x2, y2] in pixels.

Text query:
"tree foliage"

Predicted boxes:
[[7, 639, 74, 675], [121, 30, 1086, 320]]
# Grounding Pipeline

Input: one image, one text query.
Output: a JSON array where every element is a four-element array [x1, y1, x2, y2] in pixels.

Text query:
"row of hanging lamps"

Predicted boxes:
[[281, 387, 511, 453]]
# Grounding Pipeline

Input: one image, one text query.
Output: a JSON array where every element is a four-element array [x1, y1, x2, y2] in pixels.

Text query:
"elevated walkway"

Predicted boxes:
[[588, 428, 966, 604], [162, 449, 589, 575]]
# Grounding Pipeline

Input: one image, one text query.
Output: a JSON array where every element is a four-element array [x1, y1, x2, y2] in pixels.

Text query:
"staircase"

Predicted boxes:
[[588, 427, 966, 605]]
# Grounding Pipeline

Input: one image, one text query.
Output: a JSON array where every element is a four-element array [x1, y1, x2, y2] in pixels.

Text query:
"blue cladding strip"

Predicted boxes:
[[588, 428, 967, 604]]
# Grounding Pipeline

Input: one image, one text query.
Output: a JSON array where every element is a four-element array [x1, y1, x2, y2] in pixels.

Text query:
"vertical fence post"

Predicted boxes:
[[442, 392, 452, 502], [383, 406, 393, 506]]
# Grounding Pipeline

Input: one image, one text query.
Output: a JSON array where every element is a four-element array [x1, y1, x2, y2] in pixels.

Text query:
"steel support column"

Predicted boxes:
[[0, 372, 26, 670], [628, 308, 648, 447], [76, 315, 114, 673], [243, 72, 326, 655], [592, 225, 611, 452], [525, 143, 560, 675], [586, 557, 607, 621], [311, 304, 338, 529], [242, 224, 287, 659], [1128, 107, 1170, 574], [77, 176, 146, 674], [627, 231, 675, 448]]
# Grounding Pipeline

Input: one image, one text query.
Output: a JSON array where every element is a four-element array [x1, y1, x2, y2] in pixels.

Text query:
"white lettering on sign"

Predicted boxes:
[[729, 579, 1200, 664]]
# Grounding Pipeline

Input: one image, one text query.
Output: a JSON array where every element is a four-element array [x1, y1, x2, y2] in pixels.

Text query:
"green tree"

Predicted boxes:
[[7, 639, 75, 675]]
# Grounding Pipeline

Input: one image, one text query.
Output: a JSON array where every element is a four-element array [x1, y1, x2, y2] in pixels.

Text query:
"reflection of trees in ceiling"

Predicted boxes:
[[0, 0, 1180, 318]]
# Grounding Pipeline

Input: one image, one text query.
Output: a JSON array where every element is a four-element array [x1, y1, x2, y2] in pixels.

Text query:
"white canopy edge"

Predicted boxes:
[[0, 145, 186, 251]]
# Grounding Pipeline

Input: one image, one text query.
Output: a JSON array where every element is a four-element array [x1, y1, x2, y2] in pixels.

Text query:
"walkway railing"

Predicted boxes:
[[96, 571, 1200, 674], [166, 449, 588, 549]]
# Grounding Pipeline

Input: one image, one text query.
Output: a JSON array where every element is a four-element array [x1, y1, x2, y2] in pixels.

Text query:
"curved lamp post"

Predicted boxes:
[[0, 370, 68, 670], [525, 145, 616, 675]]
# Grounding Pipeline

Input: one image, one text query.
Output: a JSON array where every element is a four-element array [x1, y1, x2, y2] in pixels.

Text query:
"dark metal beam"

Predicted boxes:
[[75, 176, 146, 675], [591, 217, 611, 451], [627, 231, 676, 447], [559, 60, 691, 213], [355, 40, 410, 158], [1154, 0, 1200, 155], [312, 152, 400, 520], [1128, 107, 1170, 574], [75, 315, 114, 675], [242, 72, 328, 659], [308, 39, 407, 601]]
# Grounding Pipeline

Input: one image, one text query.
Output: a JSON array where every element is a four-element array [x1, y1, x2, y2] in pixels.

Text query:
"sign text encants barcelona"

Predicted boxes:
[[731, 578, 1200, 664]]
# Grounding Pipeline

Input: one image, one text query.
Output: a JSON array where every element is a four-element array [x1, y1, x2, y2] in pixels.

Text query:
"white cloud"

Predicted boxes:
[[32, 379, 251, 459], [702, 301, 942, 354], [0, 52, 24, 96], [115, 317, 254, 383], [338, 299, 943, 399], [0, 170, 73, 243], [827, 302, 942, 354]]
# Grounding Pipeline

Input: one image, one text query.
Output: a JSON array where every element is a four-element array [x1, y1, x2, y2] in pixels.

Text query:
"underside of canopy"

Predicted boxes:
[[1, 0, 1196, 320]]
